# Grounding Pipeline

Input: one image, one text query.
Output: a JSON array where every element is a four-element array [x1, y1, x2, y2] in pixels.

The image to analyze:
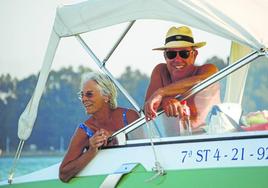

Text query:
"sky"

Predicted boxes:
[[0, 0, 231, 80]]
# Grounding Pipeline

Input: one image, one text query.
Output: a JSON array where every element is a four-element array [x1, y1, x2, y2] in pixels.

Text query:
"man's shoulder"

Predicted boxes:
[[155, 63, 167, 68], [153, 63, 167, 72], [150, 63, 171, 82]]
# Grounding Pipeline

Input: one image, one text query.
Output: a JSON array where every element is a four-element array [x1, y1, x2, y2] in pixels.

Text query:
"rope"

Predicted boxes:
[[145, 120, 165, 182], [8, 140, 25, 184]]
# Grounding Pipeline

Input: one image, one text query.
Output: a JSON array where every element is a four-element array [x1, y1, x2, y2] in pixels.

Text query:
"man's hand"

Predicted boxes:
[[144, 91, 163, 121], [162, 98, 184, 117]]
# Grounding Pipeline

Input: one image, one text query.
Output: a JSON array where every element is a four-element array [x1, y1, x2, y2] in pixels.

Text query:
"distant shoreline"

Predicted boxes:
[[0, 151, 64, 158]]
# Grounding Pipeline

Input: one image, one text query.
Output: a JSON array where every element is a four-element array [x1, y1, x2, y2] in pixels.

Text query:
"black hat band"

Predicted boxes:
[[165, 35, 194, 44]]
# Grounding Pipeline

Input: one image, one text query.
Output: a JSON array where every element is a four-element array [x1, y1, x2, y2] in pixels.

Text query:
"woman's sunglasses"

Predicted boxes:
[[78, 91, 93, 100], [165, 50, 192, 60]]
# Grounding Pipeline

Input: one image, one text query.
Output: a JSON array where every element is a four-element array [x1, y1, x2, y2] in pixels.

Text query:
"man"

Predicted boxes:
[[144, 26, 220, 132]]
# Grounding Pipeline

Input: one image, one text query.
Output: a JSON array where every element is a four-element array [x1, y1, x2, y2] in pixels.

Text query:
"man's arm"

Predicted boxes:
[[155, 64, 218, 98], [144, 64, 218, 120], [145, 63, 166, 101], [144, 64, 166, 120]]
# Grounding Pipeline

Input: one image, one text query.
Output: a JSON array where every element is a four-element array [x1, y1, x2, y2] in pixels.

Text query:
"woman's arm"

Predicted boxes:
[[59, 128, 107, 182]]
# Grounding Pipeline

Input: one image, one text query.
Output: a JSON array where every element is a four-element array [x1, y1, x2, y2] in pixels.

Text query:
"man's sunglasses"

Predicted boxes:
[[78, 91, 93, 100], [165, 50, 192, 60]]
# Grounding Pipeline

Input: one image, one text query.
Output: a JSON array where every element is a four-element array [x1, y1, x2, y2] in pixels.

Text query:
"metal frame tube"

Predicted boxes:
[[102, 21, 135, 65], [177, 50, 263, 101]]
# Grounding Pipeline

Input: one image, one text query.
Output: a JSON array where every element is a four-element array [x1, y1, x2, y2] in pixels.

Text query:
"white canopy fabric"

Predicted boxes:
[[18, 0, 268, 140], [224, 42, 252, 104], [18, 31, 60, 140], [54, 0, 268, 50]]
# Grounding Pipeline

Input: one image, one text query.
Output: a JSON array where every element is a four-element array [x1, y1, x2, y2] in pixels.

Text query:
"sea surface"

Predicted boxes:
[[0, 156, 63, 182]]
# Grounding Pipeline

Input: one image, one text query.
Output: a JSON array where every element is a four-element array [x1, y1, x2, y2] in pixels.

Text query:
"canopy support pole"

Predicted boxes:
[[177, 50, 264, 102], [8, 140, 25, 184], [102, 21, 136, 66]]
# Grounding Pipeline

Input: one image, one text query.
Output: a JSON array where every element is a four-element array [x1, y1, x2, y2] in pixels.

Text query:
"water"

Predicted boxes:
[[0, 156, 63, 181]]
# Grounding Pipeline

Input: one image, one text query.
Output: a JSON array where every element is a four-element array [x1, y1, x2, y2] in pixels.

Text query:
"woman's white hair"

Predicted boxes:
[[80, 71, 118, 109]]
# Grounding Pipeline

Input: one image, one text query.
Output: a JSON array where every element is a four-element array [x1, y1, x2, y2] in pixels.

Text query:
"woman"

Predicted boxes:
[[59, 72, 139, 182]]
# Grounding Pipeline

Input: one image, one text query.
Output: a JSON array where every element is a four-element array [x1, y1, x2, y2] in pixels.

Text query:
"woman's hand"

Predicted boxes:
[[89, 129, 111, 150]]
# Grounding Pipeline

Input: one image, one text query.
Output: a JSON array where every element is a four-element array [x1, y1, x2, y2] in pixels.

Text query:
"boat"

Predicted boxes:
[[1, 0, 268, 187]]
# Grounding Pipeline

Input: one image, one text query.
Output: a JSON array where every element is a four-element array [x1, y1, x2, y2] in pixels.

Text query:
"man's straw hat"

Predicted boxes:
[[153, 26, 206, 50]]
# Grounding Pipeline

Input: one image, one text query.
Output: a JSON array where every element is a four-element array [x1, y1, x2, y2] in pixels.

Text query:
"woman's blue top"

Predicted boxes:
[[79, 109, 129, 138]]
